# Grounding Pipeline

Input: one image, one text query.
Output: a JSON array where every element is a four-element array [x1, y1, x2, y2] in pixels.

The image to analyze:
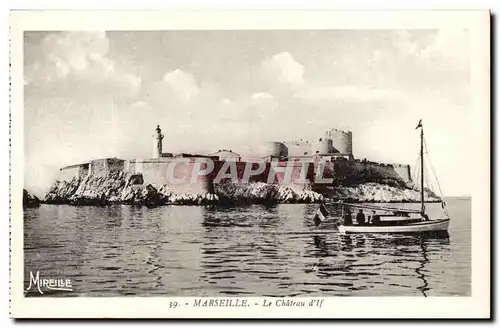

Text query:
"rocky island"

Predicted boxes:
[[23, 189, 41, 208], [35, 126, 440, 207], [41, 172, 439, 206], [42, 171, 325, 206]]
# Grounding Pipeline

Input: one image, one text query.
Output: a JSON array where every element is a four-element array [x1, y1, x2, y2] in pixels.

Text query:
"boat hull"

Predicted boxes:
[[338, 218, 450, 234]]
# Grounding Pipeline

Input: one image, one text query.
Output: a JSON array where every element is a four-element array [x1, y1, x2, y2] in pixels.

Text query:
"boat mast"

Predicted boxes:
[[420, 122, 425, 215]]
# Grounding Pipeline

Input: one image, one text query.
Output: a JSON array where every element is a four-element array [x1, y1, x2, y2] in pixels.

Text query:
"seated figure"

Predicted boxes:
[[343, 209, 353, 226], [371, 210, 381, 225], [356, 209, 366, 225]]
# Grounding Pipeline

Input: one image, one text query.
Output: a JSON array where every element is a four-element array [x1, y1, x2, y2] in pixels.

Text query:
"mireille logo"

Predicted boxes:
[[25, 271, 73, 294]]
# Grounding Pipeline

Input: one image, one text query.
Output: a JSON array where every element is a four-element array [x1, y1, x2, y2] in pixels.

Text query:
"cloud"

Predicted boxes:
[[251, 92, 274, 100], [131, 100, 148, 108], [143, 69, 253, 150], [162, 69, 200, 102], [261, 52, 305, 87], [420, 29, 469, 69], [294, 84, 400, 104], [25, 32, 141, 95], [23, 30, 473, 197]]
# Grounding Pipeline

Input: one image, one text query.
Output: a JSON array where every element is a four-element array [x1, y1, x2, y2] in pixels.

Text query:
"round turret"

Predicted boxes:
[[311, 137, 331, 154], [264, 142, 288, 158], [327, 129, 353, 154]]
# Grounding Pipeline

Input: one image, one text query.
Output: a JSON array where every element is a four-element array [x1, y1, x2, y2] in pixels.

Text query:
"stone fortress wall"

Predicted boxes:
[[327, 129, 353, 154], [57, 126, 412, 194], [127, 158, 208, 195], [323, 159, 411, 185], [276, 128, 353, 158], [58, 157, 317, 195], [58, 164, 81, 182], [59, 158, 125, 182], [262, 127, 410, 185], [58, 157, 411, 193]]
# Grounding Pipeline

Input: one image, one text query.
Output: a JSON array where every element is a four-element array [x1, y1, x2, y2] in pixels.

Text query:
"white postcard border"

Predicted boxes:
[[10, 10, 490, 318]]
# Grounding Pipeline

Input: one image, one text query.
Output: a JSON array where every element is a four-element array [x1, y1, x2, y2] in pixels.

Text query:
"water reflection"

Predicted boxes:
[[202, 204, 281, 228], [416, 237, 430, 297], [24, 200, 467, 297], [200, 205, 289, 296], [329, 232, 450, 296]]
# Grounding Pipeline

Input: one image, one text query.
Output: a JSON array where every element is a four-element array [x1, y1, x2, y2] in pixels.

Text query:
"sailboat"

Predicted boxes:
[[337, 120, 450, 234]]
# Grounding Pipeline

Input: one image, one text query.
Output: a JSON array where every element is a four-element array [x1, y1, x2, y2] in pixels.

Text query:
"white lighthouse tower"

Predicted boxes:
[[153, 125, 164, 158]]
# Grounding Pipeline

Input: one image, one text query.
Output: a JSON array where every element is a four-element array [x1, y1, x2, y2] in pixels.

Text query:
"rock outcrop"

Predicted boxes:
[[214, 182, 323, 205], [42, 172, 439, 206], [43, 172, 323, 206], [23, 189, 40, 208], [327, 182, 441, 203]]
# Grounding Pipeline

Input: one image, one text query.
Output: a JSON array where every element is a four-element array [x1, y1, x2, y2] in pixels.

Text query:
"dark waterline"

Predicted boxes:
[[24, 198, 471, 297]]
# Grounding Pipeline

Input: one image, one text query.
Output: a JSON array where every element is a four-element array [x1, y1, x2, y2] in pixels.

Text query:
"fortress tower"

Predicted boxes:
[[311, 137, 332, 154], [326, 128, 353, 155], [153, 125, 164, 158]]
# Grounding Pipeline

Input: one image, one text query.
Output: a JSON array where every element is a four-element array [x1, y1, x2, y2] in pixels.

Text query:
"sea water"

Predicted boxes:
[[23, 198, 471, 297]]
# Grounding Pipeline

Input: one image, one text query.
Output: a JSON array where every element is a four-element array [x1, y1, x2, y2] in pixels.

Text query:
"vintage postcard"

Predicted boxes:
[[10, 10, 490, 318]]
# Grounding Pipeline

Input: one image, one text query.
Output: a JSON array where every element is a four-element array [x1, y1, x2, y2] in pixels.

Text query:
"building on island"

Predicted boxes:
[[153, 125, 174, 158], [263, 128, 354, 162], [208, 150, 241, 161], [58, 125, 412, 187]]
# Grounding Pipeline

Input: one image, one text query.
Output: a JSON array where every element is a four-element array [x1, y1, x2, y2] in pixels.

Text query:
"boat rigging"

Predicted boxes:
[[329, 120, 451, 234]]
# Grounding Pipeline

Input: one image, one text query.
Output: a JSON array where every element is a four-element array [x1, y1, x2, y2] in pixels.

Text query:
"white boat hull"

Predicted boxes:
[[338, 218, 450, 234]]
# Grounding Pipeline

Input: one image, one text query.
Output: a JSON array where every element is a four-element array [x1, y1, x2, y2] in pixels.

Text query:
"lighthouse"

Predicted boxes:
[[153, 125, 164, 158]]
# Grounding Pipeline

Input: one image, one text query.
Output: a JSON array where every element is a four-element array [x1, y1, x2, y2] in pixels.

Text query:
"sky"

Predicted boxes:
[[24, 29, 471, 196]]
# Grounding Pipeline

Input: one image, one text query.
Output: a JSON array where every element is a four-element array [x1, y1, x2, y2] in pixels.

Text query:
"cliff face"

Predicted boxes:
[[326, 182, 441, 203], [214, 182, 323, 205], [42, 172, 324, 206], [42, 171, 440, 206], [23, 189, 40, 208]]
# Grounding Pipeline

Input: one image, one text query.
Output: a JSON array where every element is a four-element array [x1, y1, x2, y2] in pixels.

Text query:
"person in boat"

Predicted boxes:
[[370, 210, 381, 225], [343, 208, 353, 226], [355, 209, 366, 225]]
